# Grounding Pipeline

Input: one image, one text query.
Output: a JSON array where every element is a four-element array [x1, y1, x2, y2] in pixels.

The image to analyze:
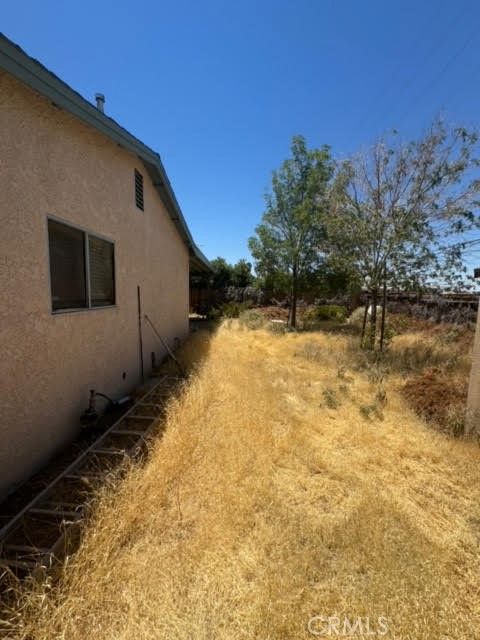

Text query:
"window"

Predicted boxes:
[[48, 220, 87, 310], [48, 219, 115, 312], [88, 235, 115, 307], [134, 169, 144, 210]]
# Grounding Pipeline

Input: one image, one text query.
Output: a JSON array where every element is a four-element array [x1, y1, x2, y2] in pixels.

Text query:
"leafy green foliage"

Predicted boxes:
[[207, 301, 252, 320], [306, 304, 347, 322], [249, 135, 334, 327], [328, 120, 480, 348], [210, 257, 234, 289], [231, 259, 254, 287], [193, 257, 254, 289]]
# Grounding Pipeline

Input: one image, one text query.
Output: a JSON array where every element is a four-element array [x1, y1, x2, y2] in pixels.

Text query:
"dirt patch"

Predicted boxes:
[[384, 313, 474, 436], [256, 306, 290, 321], [402, 367, 468, 435]]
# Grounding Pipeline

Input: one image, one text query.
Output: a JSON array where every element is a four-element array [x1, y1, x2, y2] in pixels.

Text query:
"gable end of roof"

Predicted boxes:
[[0, 32, 210, 272]]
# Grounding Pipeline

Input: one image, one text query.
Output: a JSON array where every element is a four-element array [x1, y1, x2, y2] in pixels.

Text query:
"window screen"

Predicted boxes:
[[89, 235, 115, 307], [48, 219, 87, 310], [48, 219, 115, 312]]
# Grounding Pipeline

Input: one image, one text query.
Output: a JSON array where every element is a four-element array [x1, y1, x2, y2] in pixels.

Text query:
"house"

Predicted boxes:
[[0, 34, 210, 499]]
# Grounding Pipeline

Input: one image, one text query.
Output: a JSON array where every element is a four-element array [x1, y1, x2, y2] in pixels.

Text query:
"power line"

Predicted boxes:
[[352, 3, 474, 139], [350, 2, 454, 138], [395, 19, 479, 128]]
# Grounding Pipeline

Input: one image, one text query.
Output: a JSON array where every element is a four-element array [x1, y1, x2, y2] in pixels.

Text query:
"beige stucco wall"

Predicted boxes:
[[0, 70, 189, 498]]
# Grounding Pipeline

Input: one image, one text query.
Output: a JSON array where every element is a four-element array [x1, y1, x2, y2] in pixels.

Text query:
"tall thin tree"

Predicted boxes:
[[249, 136, 334, 327]]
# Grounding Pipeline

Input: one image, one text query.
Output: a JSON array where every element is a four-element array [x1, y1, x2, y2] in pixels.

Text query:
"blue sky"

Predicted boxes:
[[2, 1, 480, 264]]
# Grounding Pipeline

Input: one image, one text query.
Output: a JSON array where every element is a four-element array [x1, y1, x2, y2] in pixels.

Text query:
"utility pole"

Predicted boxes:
[[465, 268, 480, 434]]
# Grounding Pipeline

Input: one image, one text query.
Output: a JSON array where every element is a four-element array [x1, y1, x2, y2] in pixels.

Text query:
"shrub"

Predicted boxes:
[[238, 309, 265, 330], [316, 304, 347, 321], [222, 301, 251, 318], [348, 306, 367, 329], [206, 307, 222, 321], [348, 305, 384, 329], [303, 304, 347, 328]]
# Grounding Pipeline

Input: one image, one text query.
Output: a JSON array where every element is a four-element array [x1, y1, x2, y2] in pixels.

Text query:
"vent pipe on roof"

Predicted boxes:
[[95, 93, 105, 112]]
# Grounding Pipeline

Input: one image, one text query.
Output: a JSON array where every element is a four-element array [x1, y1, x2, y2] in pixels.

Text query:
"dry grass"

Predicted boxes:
[[385, 320, 473, 434], [4, 323, 480, 639]]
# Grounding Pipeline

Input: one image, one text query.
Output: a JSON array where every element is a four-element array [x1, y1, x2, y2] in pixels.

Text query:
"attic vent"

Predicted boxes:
[[134, 169, 144, 211]]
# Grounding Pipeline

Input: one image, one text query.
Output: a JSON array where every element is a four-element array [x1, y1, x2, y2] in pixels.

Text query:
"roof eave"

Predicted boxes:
[[0, 32, 211, 272]]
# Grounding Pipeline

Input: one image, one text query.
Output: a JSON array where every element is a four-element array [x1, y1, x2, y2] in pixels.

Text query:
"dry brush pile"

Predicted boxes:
[[387, 320, 474, 436], [3, 322, 480, 639]]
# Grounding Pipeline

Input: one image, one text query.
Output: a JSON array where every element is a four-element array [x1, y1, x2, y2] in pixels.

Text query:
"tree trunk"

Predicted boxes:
[[360, 297, 369, 348], [379, 279, 387, 351], [369, 288, 378, 349], [289, 267, 298, 328]]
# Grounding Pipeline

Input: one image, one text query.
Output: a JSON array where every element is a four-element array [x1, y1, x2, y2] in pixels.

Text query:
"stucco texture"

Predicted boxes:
[[0, 70, 189, 498]]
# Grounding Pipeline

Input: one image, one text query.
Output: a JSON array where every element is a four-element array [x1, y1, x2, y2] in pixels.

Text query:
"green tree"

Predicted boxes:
[[209, 257, 233, 289], [249, 136, 334, 327], [231, 259, 254, 288], [328, 120, 480, 348]]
